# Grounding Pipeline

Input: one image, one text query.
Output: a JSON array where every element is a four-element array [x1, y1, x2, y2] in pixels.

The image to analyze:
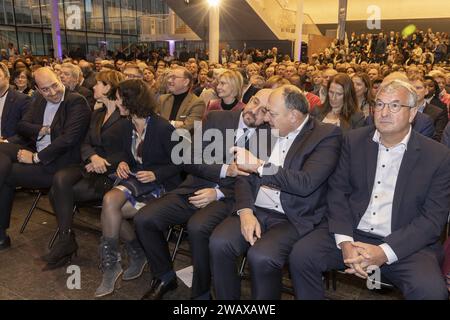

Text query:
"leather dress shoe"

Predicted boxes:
[[0, 235, 11, 251], [141, 277, 178, 300]]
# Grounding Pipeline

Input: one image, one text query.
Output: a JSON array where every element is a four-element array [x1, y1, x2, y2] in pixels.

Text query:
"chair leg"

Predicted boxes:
[[166, 226, 173, 242], [171, 226, 185, 262], [20, 192, 42, 233], [48, 228, 59, 249], [239, 256, 247, 277], [332, 270, 337, 291]]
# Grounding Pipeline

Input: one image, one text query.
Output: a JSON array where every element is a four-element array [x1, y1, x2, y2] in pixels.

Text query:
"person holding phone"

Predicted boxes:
[[94, 79, 182, 298]]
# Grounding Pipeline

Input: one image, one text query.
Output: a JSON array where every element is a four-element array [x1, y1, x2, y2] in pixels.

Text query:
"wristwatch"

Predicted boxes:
[[32, 153, 40, 164]]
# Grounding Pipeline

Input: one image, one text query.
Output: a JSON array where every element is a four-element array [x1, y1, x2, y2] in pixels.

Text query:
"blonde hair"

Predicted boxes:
[[218, 70, 244, 100]]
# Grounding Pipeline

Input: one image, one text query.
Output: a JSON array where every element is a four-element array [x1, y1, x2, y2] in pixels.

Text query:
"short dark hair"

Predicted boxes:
[[96, 70, 125, 100], [281, 85, 309, 114], [118, 79, 157, 118]]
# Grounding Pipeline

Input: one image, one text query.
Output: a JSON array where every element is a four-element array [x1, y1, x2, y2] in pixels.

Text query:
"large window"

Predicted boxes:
[[17, 27, 45, 55], [85, 0, 104, 32], [121, 0, 137, 35], [104, 0, 121, 33], [0, 0, 170, 56], [0, 0, 15, 25]]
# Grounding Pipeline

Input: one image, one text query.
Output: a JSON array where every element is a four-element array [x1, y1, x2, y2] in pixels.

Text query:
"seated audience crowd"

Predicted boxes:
[[0, 27, 449, 300]]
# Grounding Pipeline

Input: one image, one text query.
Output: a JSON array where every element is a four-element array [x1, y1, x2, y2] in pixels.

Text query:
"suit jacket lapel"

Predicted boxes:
[[284, 117, 314, 168], [177, 93, 192, 119], [391, 132, 421, 229], [102, 108, 121, 131], [2, 90, 15, 121], [365, 134, 378, 208], [161, 95, 174, 120], [50, 91, 69, 131]]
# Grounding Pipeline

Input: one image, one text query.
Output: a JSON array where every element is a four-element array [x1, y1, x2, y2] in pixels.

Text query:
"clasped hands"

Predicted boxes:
[[98, 161, 157, 183], [340, 241, 388, 279], [229, 147, 264, 175]]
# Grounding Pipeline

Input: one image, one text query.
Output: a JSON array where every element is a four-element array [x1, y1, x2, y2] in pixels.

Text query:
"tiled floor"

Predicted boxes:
[[0, 191, 401, 300]]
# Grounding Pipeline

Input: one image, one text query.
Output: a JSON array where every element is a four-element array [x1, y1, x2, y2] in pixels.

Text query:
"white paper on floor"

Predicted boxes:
[[176, 265, 193, 288]]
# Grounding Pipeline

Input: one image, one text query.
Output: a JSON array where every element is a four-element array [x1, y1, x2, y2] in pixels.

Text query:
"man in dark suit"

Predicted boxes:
[[289, 79, 450, 300], [410, 76, 448, 142], [0, 62, 30, 140], [0, 67, 91, 250], [209, 85, 342, 300], [134, 89, 274, 300], [60, 63, 95, 110], [78, 60, 96, 91]]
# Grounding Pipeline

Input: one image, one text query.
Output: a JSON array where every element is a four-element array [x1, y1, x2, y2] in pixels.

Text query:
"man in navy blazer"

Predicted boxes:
[[0, 62, 30, 139], [209, 85, 342, 299], [289, 79, 450, 300]]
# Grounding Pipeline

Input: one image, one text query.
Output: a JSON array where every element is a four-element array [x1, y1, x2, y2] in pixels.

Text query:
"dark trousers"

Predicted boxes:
[[48, 165, 110, 231], [133, 192, 233, 298], [209, 207, 300, 300], [0, 143, 54, 230], [289, 221, 448, 300]]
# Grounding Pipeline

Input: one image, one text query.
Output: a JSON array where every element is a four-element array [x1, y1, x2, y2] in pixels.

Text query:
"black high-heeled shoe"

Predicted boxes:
[[43, 250, 78, 271], [42, 230, 78, 267]]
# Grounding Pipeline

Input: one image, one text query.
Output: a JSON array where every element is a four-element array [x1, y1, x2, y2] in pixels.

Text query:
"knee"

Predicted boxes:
[[52, 171, 68, 190], [209, 231, 233, 258], [133, 207, 163, 233], [187, 216, 207, 240], [289, 241, 321, 274], [404, 274, 448, 300], [102, 190, 122, 210], [247, 246, 281, 271]]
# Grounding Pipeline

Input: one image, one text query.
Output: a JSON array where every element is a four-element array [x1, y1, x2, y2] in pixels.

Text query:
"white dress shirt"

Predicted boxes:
[[335, 126, 412, 265], [254, 115, 310, 214], [217, 113, 256, 200], [36, 92, 65, 152]]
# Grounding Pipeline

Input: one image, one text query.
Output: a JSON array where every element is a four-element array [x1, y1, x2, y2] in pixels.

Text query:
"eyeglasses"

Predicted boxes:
[[167, 75, 186, 81], [38, 82, 60, 95], [374, 100, 411, 113]]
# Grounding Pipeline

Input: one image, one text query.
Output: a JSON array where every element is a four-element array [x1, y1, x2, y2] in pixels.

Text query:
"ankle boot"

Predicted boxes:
[[42, 230, 78, 268], [94, 237, 123, 298], [123, 238, 147, 281]]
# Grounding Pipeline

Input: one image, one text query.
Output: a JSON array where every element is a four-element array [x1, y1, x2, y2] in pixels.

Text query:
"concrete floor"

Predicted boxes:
[[0, 191, 401, 300]]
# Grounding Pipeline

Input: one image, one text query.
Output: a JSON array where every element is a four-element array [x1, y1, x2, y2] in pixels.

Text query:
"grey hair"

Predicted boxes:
[[61, 62, 81, 79], [376, 79, 418, 108], [280, 84, 309, 114]]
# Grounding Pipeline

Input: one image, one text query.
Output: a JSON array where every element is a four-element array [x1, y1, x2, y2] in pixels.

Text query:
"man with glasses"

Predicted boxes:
[[0, 67, 91, 250], [209, 85, 342, 299], [156, 66, 205, 132], [289, 79, 450, 300]]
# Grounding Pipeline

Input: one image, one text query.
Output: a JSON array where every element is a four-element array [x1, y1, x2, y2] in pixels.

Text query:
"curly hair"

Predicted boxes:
[[117, 79, 157, 118]]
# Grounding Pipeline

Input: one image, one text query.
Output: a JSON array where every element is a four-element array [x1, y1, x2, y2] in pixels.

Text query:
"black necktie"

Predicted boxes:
[[235, 128, 250, 150]]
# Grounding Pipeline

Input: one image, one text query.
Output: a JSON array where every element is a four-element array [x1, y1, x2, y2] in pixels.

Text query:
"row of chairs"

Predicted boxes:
[[18, 188, 450, 298]]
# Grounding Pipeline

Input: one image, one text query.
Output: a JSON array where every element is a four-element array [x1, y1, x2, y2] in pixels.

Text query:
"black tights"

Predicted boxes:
[[49, 165, 107, 232]]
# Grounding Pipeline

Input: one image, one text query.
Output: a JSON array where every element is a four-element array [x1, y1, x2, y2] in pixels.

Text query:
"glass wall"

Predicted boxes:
[[0, 0, 168, 58]]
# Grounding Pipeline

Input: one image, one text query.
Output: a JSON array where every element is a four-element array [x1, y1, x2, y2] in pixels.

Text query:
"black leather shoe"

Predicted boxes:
[[141, 277, 178, 300], [0, 235, 11, 251]]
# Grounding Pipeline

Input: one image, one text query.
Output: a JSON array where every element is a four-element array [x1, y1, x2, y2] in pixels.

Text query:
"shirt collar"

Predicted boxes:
[[282, 115, 310, 140], [417, 101, 426, 113], [372, 125, 412, 150]]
